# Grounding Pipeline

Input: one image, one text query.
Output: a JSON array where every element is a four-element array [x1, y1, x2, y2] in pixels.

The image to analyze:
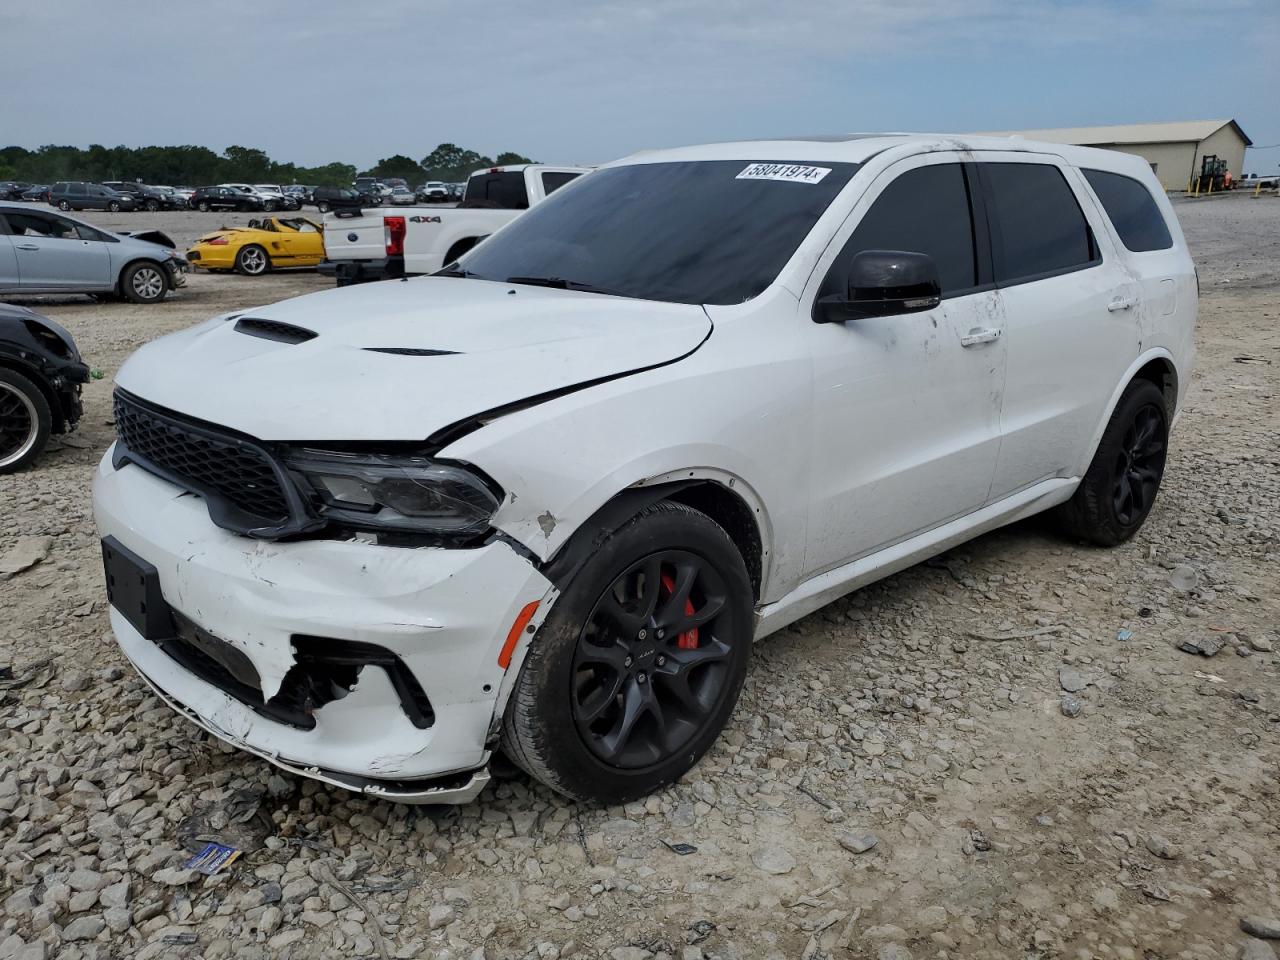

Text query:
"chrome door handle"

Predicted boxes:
[[1107, 296, 1137, 312], [960, 328, 1002, 347], [15, 243, 39, 251]]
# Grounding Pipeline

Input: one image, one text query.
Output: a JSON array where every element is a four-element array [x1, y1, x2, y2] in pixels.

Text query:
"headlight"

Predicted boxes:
[[285, 449, 501, 538]]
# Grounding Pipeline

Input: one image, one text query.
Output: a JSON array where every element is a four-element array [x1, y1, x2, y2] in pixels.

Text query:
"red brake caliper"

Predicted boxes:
[[660, 572, 699, 650]]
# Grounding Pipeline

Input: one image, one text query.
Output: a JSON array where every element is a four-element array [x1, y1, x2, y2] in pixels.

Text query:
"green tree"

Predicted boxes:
[[359, 154, 424, 183], [495, 151, 534, 166], [420, 143, 493, 182]]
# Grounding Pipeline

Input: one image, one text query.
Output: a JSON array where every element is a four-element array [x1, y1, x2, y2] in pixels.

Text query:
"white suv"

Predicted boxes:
[[94, 135, 1195, 804]]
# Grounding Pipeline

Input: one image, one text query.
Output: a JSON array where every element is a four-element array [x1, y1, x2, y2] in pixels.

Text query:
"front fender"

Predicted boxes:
[[440, 334, 811, 604]]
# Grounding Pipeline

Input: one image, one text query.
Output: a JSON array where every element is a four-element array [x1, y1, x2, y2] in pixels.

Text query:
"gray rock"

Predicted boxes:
[[428, 904, 455, 929], [610, 949, 652, 960], [61, 916, 105, 942], [838, 831, 878, 854], [1060, 694, 1083, 717], [152, 867, 198, 886], [1144, 834, 1178, 860], [1241, 917, 1280, 940], [103, 907, 132, 933], [0, 536, 53, 580], [99, 881, 129, 910], [751, 846, 796, 874], [1168, 564, 1199, 592], [879, 946, 914, 960], [1240, 940, 1278, 960], [66, 869, 106, 893], [1180, 636, 1225, 657], [1058, 667, 1087, 693], [1246, 636, 1275, 653]]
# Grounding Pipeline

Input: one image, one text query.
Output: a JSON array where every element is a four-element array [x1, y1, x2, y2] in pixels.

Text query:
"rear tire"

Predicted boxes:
[[198, 201, 210, 212], [144, 199, 159, 212], [235, 244, 270, 276], [317, 201, 330, 213], [500, 500, 753, 804], [0, 369, 52, 474], [108, 201, 121, 212], [1055, 379, 1168, 546], [120, 261, 168, 304]]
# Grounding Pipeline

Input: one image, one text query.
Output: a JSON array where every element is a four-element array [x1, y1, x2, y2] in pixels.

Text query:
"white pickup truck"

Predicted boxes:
[[318, 164, 588, 285]]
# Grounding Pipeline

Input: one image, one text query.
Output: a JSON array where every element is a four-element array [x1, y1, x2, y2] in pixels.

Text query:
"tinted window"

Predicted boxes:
[[458, 160, 860, 305], [982, 163, 1096, 283], [821, 163, 976, 299], [541, 171, 580, 196], [1083, 169, 1173, 252], [465, 172, 529, 209]]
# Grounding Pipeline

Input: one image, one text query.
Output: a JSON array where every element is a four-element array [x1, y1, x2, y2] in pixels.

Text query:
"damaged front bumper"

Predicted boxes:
[[92, 448, 552, 803]]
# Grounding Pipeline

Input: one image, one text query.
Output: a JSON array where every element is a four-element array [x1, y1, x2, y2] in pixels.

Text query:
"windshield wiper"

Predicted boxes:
[[434, 266, 477, 278], [505, 276, 626, 297]]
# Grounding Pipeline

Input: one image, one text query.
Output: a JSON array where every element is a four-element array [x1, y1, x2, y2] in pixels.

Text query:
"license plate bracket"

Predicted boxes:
[[101, 536, 174, 641]]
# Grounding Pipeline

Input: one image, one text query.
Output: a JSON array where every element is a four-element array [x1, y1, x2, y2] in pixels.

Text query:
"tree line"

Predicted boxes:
[[0, 143, 536, 187]]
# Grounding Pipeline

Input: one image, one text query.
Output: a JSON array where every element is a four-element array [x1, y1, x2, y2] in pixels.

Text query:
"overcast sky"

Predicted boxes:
[[7, 0, 1279, 174]]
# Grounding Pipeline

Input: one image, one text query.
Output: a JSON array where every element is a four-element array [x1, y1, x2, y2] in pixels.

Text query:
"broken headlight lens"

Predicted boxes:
[[285, 450, 501, 537]]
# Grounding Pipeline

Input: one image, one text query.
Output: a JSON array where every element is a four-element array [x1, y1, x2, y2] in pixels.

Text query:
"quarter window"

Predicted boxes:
[[821, 163, 977, 299], [1083, 169, 1173, 253], [981, 162, 1097, 283]]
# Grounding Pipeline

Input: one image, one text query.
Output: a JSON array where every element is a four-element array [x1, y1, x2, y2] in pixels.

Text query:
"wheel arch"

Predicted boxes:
[[116, 257, 171, 295], [442, 235, 483, 266], [1075, 348, 1180, 477], [538, 471, 770, 604]]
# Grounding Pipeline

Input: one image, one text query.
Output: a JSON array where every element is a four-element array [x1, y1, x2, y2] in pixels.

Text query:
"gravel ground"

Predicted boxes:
[[1, 195, 1278, 960]]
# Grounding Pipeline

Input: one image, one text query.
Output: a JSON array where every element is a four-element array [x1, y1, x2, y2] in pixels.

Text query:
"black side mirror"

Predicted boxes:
[[814, 250, 942, 323]]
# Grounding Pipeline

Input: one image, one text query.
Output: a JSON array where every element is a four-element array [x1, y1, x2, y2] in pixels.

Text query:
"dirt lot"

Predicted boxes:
[[1, 196, 1277, 960]]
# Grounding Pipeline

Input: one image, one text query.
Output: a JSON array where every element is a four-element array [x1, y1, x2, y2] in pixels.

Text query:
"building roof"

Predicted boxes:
[[974, 119, 1252, 147]]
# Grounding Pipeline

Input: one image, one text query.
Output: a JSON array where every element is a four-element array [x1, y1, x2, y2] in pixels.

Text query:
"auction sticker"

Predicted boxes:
[[736, 163, 831, 184]]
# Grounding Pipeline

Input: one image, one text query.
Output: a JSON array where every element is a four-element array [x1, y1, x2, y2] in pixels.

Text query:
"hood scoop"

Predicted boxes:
[[235, 318, 317, 344], [362, 347, 460, 356]]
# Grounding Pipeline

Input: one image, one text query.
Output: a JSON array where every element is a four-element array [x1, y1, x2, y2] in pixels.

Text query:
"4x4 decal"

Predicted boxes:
[[409, 215, 442, 224]]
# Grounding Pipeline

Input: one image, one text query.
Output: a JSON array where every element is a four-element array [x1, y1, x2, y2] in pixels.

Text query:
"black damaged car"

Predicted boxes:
[[0, 303, 89, 472]]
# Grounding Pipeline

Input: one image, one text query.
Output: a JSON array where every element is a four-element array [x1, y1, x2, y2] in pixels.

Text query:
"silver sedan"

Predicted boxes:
[[0, 202, 187, 304]]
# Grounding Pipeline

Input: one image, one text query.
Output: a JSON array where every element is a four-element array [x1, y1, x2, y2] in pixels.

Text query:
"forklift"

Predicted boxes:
[[1192, 154, 1233, 193]]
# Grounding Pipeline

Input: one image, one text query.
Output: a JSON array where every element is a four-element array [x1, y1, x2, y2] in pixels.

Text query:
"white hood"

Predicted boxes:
[[115, 277, 711, 442]]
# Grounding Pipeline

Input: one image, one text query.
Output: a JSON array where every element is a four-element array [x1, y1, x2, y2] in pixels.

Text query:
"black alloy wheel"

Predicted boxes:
[[572, 550, 732, 768], [1111, 403, 1165, 526], [1055, 378, 1168, 546], [0, 370, 52, 473], [501, 500, 753, 803]]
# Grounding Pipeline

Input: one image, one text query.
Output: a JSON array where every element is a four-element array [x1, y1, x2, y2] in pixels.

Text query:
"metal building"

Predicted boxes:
[[976, 119, 1253, 191]]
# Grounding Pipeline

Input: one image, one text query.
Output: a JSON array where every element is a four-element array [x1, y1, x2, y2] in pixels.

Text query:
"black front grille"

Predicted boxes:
[[113, 391, 294, 528]]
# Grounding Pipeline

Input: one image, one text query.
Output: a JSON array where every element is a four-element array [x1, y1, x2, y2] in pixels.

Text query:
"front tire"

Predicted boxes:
[[0, 369, 52, 474], [501, 501, 753, 804], [120, 261, 168, 304], [235, 244, 270, 276], [317, 201, 330, 213], [1055, 379, 1168, 546], [108, 201, 121, 212], [197, 201, 210, 212], [57, 199, 71, 211]]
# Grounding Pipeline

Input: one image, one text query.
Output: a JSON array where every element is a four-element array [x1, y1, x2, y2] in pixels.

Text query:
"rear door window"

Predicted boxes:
[[1082, 169, 1173, 252], [540, 171, 580, 196], [821, 162, 978, 299], [980, 162, 1098, 284], [465, 172, 529, 209]]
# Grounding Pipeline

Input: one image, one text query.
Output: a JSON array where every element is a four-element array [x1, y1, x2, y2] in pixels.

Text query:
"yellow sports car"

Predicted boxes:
[[187, 217, 325, 275]]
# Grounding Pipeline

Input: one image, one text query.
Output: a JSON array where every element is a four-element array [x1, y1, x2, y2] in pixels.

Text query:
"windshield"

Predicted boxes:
[[455, 160, 859, 305]]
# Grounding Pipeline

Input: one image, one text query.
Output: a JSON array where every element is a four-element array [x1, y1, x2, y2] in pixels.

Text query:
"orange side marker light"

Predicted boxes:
[[497, 601, 540, 670]]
